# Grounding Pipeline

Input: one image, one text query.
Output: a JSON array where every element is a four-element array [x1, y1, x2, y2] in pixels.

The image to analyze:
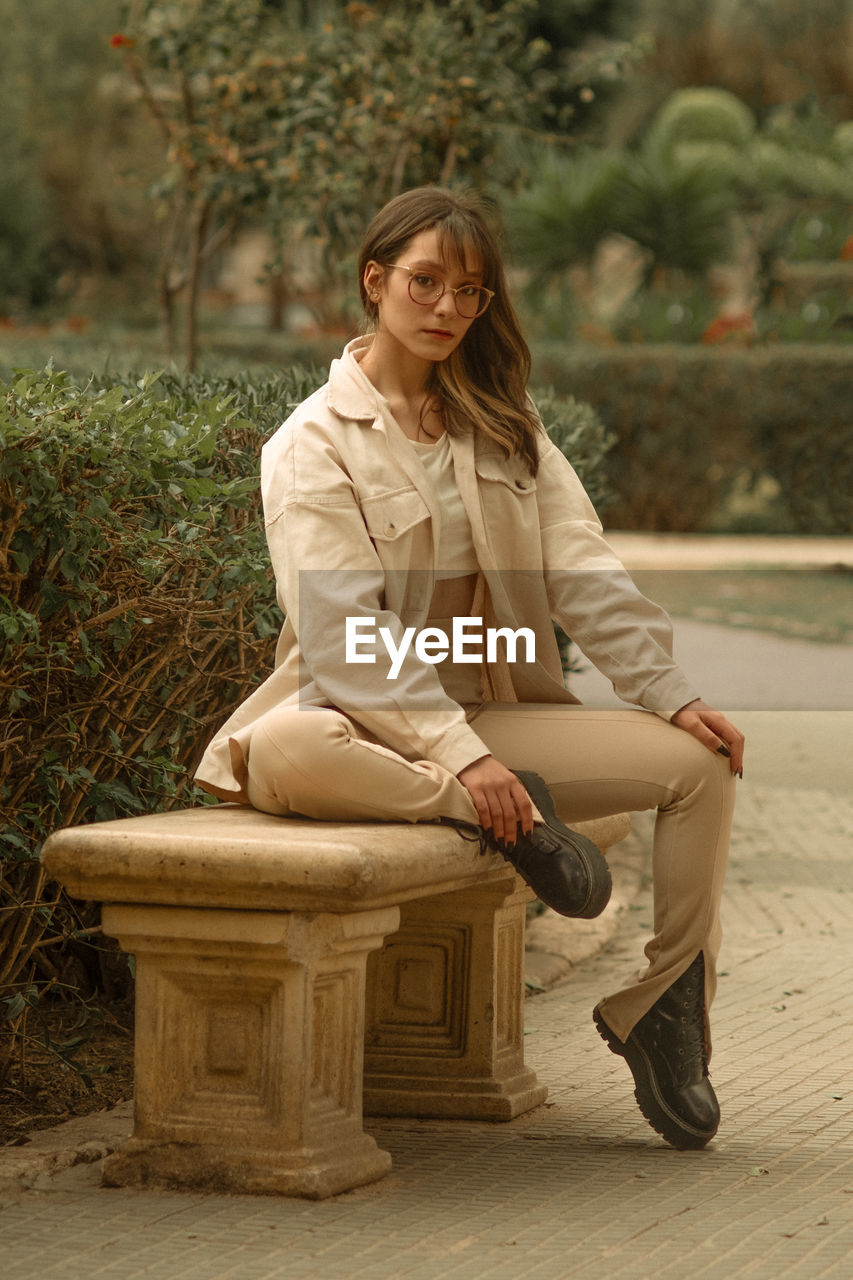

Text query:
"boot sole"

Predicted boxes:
[[592, 1006, 718, 1150], [514, 770, 611, 919]]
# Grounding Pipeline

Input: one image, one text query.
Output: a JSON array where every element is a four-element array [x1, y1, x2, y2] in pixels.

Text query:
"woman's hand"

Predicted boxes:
[[671, 698, 745, 776], [456, 755, 534, 844]]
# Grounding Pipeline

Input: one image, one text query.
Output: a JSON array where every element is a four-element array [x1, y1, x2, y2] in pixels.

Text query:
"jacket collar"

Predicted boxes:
[[327, 336, 385, 422]]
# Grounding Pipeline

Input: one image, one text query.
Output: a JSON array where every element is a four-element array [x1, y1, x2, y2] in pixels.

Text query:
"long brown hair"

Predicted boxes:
[[357, 187, 540, 476]]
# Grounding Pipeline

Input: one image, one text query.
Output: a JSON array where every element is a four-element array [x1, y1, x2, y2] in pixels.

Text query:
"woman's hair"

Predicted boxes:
[[357, 186, 541, 475]]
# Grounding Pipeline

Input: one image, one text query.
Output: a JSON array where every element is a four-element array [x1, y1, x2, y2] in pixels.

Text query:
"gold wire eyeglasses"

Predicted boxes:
[[386, 264, 494, 319]]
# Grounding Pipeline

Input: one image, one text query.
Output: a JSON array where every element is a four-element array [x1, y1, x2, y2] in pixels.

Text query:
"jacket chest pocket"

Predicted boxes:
[[474, 451, 537, 496], [475, 456, 538, 516], [360, 485, 431, 543]]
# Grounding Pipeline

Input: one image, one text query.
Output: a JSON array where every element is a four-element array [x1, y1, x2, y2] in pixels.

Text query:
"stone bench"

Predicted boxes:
[[42, 805, 630, 1199]]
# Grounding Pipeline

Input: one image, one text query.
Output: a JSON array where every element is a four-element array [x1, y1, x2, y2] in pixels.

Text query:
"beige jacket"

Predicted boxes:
[[195, 337, 699, 802]]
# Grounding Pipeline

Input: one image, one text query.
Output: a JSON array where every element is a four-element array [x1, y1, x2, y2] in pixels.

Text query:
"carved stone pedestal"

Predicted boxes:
[[100, 903, 398, 1199], [365, 880, 546, 1120]]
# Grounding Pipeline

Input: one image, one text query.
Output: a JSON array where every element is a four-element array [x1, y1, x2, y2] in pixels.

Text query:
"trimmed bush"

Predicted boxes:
[[0, 364, 610, 1028], [532, 342, 853, 533], [646, 87, 757, 152], [0, 365, 320, 1015]]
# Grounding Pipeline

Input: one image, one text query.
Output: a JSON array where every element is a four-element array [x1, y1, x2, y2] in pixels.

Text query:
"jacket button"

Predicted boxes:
[[515, 480, 527, 489], [385, 522, 396, 535]]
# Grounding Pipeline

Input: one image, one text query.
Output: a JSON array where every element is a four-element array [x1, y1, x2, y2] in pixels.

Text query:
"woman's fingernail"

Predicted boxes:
[[717, 744, 731, 757], [737, 767, 744, 779]]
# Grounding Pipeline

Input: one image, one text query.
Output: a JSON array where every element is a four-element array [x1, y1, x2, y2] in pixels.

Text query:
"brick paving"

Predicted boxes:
[[3, 535, 852, 1279]]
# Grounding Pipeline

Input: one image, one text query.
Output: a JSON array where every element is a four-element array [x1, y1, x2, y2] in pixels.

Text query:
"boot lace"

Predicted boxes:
[[670, 958, 708, 1083], [645, 955, 709, 1087], [439, 817, 493, 856]]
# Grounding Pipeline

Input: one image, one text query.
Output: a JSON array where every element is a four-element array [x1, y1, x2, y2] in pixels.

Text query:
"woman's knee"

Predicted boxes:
[[662, 725, 736, 818], [247, 706, 349, 798]]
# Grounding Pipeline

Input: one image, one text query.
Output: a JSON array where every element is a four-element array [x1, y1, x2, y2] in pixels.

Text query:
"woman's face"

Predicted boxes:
[[364, 228, 485, 366]]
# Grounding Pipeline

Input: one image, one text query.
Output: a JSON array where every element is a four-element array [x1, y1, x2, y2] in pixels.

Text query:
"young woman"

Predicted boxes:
[[196, 186, 744, 1151]]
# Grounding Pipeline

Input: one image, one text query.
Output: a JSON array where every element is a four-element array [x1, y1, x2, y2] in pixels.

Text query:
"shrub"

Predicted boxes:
[[532, 342, 853, 532], [0, 364, 610, 1039], [645, 87, 757, 152], [507, 147, 628, 275], [0, 365, 321, 1019], [535, 385, 614, 512], [611, 139, 738, 276]]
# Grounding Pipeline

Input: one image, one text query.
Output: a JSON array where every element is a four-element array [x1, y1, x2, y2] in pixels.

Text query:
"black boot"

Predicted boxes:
[[593, 953, 720, 1149], [447, 770, 612, 919]]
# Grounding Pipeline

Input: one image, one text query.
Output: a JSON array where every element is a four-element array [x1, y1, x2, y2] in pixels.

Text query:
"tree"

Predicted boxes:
[[114, 0, 578, 367], [112, 1, 288, 367]]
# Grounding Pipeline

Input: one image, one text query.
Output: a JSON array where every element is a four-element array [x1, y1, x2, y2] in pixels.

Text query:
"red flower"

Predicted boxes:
[[110, 33, 135, 48], [701, 312, 754, 345]]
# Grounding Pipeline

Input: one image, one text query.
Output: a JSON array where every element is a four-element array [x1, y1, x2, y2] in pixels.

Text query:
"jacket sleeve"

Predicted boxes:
[[534, 434, 700, 719], [261, 418, 491, 776]]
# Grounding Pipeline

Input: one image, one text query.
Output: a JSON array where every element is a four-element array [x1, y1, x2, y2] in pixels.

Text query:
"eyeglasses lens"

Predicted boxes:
[[456, 289, 490, 319], [408, 276, 489, 318]]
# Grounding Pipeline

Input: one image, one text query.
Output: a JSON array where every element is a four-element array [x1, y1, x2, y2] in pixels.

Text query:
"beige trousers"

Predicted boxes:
[[245, 687, 735, 1048]]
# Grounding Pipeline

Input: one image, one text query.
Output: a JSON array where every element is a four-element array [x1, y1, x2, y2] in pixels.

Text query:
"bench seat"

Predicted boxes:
[[43, 805, 630, 1199]]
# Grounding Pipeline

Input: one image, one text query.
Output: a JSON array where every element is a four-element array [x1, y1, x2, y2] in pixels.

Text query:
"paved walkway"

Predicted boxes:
[[2, 536, 852, 1279]]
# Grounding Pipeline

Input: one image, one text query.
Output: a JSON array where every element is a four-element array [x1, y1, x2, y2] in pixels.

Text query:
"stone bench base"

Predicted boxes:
[[43, 806, 630, 1199]]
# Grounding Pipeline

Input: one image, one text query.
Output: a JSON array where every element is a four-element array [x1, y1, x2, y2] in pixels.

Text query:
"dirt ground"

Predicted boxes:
[[0, 1000, 134, 1147]]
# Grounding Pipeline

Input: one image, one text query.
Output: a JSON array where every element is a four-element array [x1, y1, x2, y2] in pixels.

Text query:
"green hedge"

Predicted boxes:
[[0, 365, 319, 1020], [0, 364, 610, 1024], [532, 343, 853, 533]]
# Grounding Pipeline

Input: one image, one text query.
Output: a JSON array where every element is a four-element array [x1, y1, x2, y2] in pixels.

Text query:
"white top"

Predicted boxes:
[[411, 434, 478, 579]]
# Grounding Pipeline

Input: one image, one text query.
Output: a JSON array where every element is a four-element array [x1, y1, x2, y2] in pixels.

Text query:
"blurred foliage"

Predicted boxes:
[[611, 133, 739, 275], [645, 85, 757, 151], [536, 386, 615, 512], [110, 0, 635, 366], [0, 0, 164, 310], [520, 0, 651, 133], [0, 0, 638, 357], [611, 285, 718, 342], [0, 322, 343, 385], [606, 0, 853, 139], [507, 84, 853, 338], [4, 0, 850, 358], [532, 342, 853, 533], [0, 121, 60, 308], [611, 281, 853, 344], [509, 147, 627, 272]]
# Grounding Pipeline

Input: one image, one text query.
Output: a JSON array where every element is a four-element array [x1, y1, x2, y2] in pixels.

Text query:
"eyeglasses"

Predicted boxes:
[[386, 264, 494, 319]]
